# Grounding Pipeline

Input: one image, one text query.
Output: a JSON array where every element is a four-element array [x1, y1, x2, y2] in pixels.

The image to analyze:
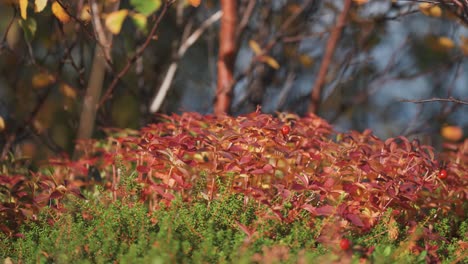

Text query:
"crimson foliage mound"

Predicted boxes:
[[1, 112, 467, 254]]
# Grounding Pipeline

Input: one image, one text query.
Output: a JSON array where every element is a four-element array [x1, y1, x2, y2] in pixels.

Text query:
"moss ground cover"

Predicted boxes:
[[1, 111, 467, 263]]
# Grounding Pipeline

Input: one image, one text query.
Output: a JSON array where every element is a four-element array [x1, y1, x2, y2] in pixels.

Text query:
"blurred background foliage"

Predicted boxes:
[[0, 0, 467, 165]]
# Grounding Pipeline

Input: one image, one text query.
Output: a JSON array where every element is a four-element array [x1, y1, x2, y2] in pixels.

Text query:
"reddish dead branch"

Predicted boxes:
[[308, 0, 352, 114], [214, 0, 237, 115]]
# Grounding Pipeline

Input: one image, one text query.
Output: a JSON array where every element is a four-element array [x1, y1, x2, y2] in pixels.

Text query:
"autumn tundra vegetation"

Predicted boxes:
[[1, 111, 467, 263], [0, 0, 467, 263]]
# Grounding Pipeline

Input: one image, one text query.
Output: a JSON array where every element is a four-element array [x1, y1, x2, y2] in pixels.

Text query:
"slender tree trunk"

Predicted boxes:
[[74, 0, 119, 159], [308, 0, 352, 114], [214, 0, 237, 115]]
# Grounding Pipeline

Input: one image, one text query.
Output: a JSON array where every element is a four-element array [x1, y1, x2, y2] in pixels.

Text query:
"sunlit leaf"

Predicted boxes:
[[18, 18, 37, 42], [441, 125, 463, 141], [259, 55, 280, 69], [130, 12, 147, 32], [35, 0, 48, 13], [0, 116, 5, 132], [79, 4, 92, 22], [59, 83, 77, 99], [248, 40, 262, 55], [32, 72, 56, 89], [19, 0, 28, 19], [419, 3, 442, 17], [188, 0, 201, 7], [437, 37, 455, 50], [130, 0, 161, 16], [105, 9, 129, 35], [299, 54, 314, 68], [52, 1, 71, 23], [353, 0, 368, 5]]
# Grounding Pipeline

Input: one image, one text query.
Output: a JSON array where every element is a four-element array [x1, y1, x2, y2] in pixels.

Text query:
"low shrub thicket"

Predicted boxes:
[[1, 111, 467, 263]]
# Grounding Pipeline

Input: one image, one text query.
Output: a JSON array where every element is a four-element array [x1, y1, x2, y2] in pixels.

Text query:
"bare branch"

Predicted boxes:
[[149, 11, 223, 113], [98, 0, 174, 108], [400, 97, 468, 105]]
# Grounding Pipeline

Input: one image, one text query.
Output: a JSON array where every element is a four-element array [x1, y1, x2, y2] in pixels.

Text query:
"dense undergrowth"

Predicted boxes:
[[1, 111, 467, 263]]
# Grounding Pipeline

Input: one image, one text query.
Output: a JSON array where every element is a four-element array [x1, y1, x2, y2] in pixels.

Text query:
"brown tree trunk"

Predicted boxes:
[[214, 0, 238, 115], [308, 0, 352, 114], [73, 0, 119, 159]]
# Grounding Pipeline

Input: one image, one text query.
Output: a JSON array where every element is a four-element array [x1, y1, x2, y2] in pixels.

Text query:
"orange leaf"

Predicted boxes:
[[419, 3, 442, 17], [52, 1, 71, 23], [353, 0, 368, 5], [0, 116, 5, 132], [32, 72, 56, 89], [188, 0, 201, 8], [59, 83, 77, 99], [299, 54, 314, 68], [437, 37, 455, 50], [441, 125, 463, 141]]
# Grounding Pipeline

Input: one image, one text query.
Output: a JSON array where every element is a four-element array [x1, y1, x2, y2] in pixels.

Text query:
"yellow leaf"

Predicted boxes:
[[441, 125, 463, 141], [437, 37, 455, 50], [19, 0, 28, 19], [35, 0, 48, 13], [59, 83, 77, 98], [52, 1, 71, 23], [105, 9, 129, 35], [353, 0, 368, 5], [419, 3, 442, 17], [460, 36, 468, 56], [260, 55, 280, 69], [248, 40, 262, 55], [130, 13, 147, 32], [0, 116, 5, 132], [299, 54, 314, 68], [188, 0, 201, 7], [32, 72, 56, 89], [79, 4, 91, 22]]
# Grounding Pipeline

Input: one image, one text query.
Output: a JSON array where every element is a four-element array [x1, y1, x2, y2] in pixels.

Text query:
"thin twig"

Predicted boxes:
[[149, 11, 223, 113], [0, 8, 16, 47], [275, 71, 296, 111], [400, 97, 468, 105], [88, 0, 114, 63], [98, 0, 174, 108]]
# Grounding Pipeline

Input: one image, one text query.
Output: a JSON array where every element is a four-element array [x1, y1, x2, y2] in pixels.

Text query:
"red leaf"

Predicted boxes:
[[49, 190, 64, 199], [34, 193, 50, 204], [346, 213, 365, 227], [0, 224, 11, 235], [250, 168, 265, 174], [301, 204, 317, 214], [239, 155, 253, 164], [137, 165, 150, 173], [316, 205, 335, 216], [262, 164, 274, 173]]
